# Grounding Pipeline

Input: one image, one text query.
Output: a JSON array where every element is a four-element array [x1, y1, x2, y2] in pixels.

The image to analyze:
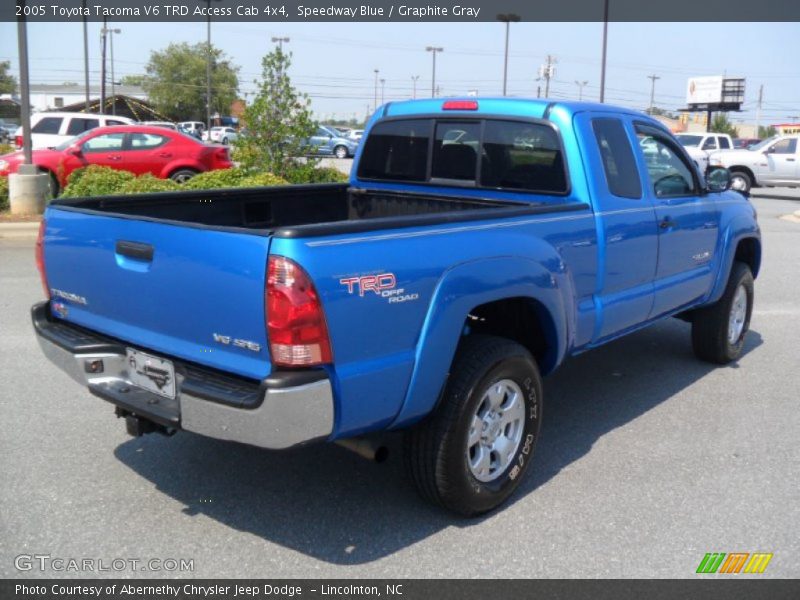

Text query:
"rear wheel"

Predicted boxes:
[[169, 169, 198, 184], [404, 335, 543, 516], [729, 170, 752, 193], [334, 145, 348, 159], [692, 261, 754, 364], [221, 137, 229, 145]]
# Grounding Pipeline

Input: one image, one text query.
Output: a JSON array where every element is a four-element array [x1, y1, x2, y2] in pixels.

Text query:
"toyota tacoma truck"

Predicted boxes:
[[32, 98, 761, 516]]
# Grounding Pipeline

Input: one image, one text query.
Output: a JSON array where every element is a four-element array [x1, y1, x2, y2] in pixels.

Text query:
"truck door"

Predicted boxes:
[[632, 122, 720, 317], [759, 137, 798, 185], [577, 114, 658, 341]]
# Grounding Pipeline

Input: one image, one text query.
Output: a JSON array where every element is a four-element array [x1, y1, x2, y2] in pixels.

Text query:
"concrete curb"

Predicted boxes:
[[750, 187, 800, 201], [0, 220, 41, 240]]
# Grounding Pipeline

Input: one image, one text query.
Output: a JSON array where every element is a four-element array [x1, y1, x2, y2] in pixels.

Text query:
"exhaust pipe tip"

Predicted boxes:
[[336, 438, 389, 463]]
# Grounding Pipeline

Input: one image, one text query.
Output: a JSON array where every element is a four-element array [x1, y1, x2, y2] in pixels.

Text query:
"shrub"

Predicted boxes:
[[118, 173, 180, 195], [61, 165, 135, 198], [0, 143, 13, 156], [283, 164, 349, 184], [0, 176, 8, 211], [182, 167, 287, 190]]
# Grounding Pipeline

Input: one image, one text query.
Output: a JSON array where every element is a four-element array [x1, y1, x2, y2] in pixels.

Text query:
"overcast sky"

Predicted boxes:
[[1, 21, 798, 123]]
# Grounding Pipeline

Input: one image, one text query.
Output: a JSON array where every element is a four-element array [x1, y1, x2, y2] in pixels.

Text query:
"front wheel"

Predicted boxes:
[[729, 171, 752, 193], [692, 261, 754, 364], [333, 145, 348, 159], [404, 335, 543, 516]]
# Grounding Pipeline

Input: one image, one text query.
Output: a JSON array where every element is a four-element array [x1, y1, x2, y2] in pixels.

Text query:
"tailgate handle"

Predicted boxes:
[[116, 240, 154, 262]]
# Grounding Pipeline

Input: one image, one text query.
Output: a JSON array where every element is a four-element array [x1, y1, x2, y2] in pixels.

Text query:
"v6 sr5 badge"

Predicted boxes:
[[339, 272, 419, 304]]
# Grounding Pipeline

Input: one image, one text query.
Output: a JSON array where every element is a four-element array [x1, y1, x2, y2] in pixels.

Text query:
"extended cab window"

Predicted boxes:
[[357, 119, 432, 182], [591, 118, 642, 199], [32, 117, 63, 135], [635, 126, 697, 198], [718, 137, 731, 149], [702, 137, 718, 150]]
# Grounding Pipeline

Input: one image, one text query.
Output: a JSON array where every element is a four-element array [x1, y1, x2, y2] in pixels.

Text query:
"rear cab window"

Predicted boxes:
[[66, 118, 100, 136], [591, 118, 642, 199], [357, 117, 568, 195], [32, 117, 63, 135]]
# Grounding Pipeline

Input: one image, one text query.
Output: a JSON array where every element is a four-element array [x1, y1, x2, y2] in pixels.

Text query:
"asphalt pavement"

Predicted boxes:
[[0, 197, 798, 578]]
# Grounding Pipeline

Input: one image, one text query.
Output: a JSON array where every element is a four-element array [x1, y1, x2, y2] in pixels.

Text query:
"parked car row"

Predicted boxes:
[[0, 124, 232, 195]]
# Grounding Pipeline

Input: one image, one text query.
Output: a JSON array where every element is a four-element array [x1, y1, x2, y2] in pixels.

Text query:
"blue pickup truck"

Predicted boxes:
[[32, 98, 760, 515]]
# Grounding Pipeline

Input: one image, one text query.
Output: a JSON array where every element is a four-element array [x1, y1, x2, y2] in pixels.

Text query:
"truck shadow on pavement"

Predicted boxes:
[[114, 319, 762, 565]]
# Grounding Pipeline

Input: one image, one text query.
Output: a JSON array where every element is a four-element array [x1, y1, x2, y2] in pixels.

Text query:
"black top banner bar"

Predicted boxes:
[[4, 0, 800, 22]]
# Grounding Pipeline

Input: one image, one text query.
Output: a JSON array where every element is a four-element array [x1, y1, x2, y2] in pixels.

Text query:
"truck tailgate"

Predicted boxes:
[[43, 208, 271, 380]]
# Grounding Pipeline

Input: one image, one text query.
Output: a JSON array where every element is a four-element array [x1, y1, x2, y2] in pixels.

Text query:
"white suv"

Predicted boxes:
[[709, 135, 799, 192], [674, 133, 735, 173], [15, 112, 133, 150]]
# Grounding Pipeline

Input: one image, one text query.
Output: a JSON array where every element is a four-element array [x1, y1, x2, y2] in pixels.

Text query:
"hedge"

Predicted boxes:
[[58, 166, 306, 199], [0, 175, 8, 211]]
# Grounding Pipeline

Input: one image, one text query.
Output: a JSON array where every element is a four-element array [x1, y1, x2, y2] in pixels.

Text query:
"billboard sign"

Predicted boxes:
[[687, 76, 724, 104]]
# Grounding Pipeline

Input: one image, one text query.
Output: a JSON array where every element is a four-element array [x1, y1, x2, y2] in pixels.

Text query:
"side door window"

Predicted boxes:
[[129, 133, 168, 151], [701, 137, 718, 151], [66, 118, 100, 136], [768, 138, 797, 154], [82, 132, 126, 153], [635, 127, 698, 198]]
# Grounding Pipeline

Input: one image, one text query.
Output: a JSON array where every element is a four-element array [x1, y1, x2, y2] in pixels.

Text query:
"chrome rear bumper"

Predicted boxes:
[[31, 302, 334, 449]]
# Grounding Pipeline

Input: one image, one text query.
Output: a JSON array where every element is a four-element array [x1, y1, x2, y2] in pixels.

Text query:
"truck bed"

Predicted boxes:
[[50, 183, 577, 238]]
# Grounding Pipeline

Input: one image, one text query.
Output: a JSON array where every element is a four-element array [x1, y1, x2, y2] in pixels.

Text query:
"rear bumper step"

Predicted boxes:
[[31, 302, 334, 449]]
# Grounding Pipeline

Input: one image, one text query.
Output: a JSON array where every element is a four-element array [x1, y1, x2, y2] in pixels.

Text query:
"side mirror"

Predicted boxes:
[[705, 165, 731, 192], [67, 146, 82, 157]]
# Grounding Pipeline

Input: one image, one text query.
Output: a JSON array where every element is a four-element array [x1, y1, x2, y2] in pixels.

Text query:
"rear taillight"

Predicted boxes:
[[266, 255, 332, 367], [35, 219, 49, 299], [15, 135, 23, 149]]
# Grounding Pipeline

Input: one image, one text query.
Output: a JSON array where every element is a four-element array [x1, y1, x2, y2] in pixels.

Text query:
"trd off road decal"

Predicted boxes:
[[339, 272, 419, 304]]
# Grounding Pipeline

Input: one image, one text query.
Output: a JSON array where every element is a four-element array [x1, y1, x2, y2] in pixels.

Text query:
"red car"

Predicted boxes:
[[0, 125, 232, 195]]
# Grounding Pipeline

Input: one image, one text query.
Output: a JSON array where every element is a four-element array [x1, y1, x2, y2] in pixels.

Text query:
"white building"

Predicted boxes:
[[28, 84, 147, 113]]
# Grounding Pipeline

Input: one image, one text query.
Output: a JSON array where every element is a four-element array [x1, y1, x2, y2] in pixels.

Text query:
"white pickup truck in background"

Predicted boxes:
[[709, 135, 800, 192], [675, 133, 735, 173]]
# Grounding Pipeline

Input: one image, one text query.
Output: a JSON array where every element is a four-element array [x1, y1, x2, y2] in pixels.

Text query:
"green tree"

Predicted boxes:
[[120, 74, 148, 87], [758, 125, 776, 139], [142, 42, 239, 122], [0, 61, 17, 95], [234, 47, 317, 178], [710, 113, 739, 138]]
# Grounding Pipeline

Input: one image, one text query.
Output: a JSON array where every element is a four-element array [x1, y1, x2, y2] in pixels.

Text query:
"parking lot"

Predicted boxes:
[[0, 195, 798, 578]]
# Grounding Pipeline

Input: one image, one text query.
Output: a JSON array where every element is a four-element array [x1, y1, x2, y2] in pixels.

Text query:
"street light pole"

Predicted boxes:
[[373, 69, 379, 111], [82, 0, 89, 112], [575, 80, 588, 101], [599, 0, 609, 103], [380, 78, 386, 104], [16, 8, 33, 164], [101, 28, 121, 115], [411, 75, 419, 99], [271, 36, 290, 53], [647, 74, 660, 114], [426, 46, 443, 97], [205, 0, 223, 133], [496, 13, 520, 97], [100, 17, 107, 113]]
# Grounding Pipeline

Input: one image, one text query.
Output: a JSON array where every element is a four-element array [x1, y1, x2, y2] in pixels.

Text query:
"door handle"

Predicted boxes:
[[157, 152, 172, 158], [107, 155, 122, 161], [786, 158, 796, 162], [115, 240, 154, 261], [659, 218, 678, 230]]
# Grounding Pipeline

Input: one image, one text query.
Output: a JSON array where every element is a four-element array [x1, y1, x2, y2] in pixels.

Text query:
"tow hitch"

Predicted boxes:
[[116, 407, 177, 438]]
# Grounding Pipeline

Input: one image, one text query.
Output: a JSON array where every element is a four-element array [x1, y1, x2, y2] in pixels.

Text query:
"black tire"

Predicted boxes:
[[729, 170, 752, 194], [41, 171, 59, 198], [691, 261, 754, 364], [333, 145, 348, 159], [403, 335, 543, 516], [222, 137, 229, 145], [169, 169, 198, 184]]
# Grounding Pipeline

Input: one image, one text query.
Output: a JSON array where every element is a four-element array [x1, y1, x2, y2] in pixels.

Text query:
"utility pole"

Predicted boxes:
[[411, 75, 419, 99], [647, 74, 660, 114], [497, 13, 520, 97], [373, 69, 379, 111], [82, 0, 89, 112], [205, 0, 223, 133], [755, 84, 763, 138], [380, 78, 386, 105], [17, 6, 33, 165], [271, 36, 289, 53], [599, 0, 609, 102], [100, 17, 107, 114], [102, 28, 121, 115], [426, 46, 443, 97], [538, 55, 556, 98], [575, 80, 588, 101]]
